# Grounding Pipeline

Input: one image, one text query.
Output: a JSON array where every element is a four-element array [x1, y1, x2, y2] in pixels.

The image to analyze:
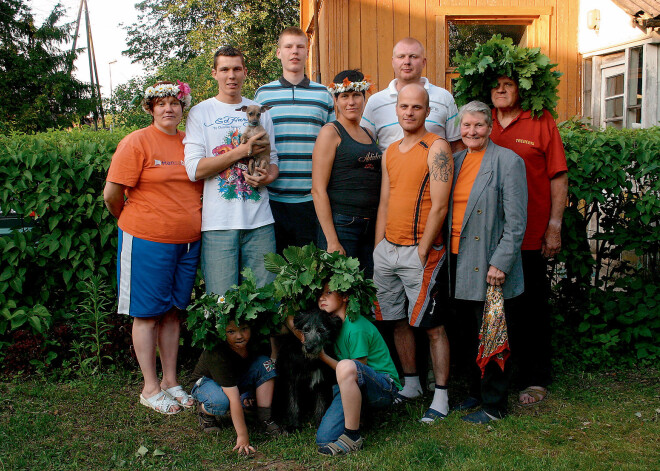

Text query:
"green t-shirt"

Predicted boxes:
[[334, 314, 402, 390]]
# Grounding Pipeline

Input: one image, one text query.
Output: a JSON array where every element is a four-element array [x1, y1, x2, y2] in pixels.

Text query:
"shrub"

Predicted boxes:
[[0, 127, 132, 373], [1, 124, 659, 372], [552, 122, 660, 368]]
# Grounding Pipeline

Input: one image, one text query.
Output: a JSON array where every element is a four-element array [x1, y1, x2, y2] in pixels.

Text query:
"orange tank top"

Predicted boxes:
[[385, 132, 445, 246]]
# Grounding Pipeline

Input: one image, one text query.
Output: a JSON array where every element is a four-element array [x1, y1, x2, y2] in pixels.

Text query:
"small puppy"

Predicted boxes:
[[235, 105, 272, 176]]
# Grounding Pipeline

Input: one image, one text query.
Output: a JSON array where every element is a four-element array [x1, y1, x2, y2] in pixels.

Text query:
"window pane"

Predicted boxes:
[[606, 120, 623, 130], [605, 97, 624, 119], [448, 22, 527, 67], [628, 47, 643, 106], [605, 74, 624, 96]]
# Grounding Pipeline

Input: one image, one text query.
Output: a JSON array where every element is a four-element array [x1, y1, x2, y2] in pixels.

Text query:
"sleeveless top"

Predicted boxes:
[[385, 132, 445, 246], [326, 121, 382, 218]]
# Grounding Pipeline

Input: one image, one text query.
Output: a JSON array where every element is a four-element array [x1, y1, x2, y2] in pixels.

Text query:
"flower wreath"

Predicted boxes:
[[327, 77, 372, 95], [138, 80, 193, 112]]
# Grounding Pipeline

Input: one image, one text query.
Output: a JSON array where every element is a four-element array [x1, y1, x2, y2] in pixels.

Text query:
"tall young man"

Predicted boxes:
[[255, 27, 335, 253], [373, 84, 453, 423], [184, 46, 279, 297], [361, 37, 463, 154]]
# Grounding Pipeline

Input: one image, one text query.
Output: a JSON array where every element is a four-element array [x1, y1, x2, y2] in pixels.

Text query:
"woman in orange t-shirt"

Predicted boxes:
[[447, 100, 527, 423], [104, 81, 202, 415]]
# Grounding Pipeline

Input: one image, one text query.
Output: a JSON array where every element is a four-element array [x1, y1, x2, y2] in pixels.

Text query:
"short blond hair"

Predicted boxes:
[[393, 37, 426, 57], [278, 26, 308, 46]]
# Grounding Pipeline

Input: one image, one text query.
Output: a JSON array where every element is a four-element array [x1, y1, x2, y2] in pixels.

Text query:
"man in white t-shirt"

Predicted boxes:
[[184, 45, 279, 297], [361, 37, 464, 154]]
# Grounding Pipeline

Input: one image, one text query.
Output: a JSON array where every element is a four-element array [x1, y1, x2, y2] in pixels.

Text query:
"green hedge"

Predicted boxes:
[[0, 128, 132, 338], [1, 124, 659, 371], [553, 122, 660, 368]]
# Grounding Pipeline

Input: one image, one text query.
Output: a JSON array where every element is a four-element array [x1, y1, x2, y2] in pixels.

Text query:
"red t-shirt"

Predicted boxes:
[[106, 125, 203, 244], [490, 109, 567, 250]]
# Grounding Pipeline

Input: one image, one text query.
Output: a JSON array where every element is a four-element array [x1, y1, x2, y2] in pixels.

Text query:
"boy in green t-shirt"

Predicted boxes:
[[315, 283, 402, 455]]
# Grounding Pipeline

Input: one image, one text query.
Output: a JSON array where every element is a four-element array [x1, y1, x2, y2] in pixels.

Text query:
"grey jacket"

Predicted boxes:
[[448, 140, 527, 301]]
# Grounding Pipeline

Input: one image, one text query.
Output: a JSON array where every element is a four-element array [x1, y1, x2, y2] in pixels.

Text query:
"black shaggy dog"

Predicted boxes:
[[273, 308, 342, 430]]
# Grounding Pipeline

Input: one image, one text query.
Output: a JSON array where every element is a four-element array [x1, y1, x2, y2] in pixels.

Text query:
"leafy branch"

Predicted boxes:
[[453, 34, 562, 118]]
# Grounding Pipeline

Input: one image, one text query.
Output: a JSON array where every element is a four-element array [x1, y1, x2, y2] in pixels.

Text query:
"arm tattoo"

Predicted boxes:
[[430, 150, 452, 182]]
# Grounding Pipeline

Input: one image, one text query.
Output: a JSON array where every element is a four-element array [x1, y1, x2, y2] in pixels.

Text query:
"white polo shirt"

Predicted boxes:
[[361, 77, 461, 152]]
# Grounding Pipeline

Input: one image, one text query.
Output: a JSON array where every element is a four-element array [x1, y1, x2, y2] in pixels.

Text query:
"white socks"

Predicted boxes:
[[400, 375, 423, 398], [429, 385, 449, 415]]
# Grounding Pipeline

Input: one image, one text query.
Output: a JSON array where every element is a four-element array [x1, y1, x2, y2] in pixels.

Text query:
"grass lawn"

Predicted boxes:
[[1, 369, 658, 470]]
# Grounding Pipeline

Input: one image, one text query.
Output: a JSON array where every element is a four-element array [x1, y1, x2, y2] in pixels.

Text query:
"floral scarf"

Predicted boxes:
[[476, 285, 510, 378]]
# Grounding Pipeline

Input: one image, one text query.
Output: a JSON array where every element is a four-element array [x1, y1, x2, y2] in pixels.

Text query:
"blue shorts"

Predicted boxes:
[[116, 228, 201, 317]]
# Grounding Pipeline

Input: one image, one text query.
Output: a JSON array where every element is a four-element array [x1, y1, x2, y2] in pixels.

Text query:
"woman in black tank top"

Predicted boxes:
[[311, 70, 382, 277]]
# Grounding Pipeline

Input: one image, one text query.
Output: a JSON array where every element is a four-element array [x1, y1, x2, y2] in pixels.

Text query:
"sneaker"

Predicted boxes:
[[198, 412, 221, 433], [261, 419, 285, 436]]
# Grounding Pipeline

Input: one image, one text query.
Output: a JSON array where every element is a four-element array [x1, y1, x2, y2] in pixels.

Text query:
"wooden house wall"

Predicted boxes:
[[301, 0, 581, 121]]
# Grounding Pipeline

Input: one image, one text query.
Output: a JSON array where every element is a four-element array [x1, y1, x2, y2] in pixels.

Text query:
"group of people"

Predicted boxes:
[[103, 27, 568, 456]]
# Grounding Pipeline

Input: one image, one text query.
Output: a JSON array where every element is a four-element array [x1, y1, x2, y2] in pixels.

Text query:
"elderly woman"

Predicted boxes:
[[447, 100, 527, 423], [490, 76, 568, 405], [104, 81, 202, 415], [311, 70, 381, 277]]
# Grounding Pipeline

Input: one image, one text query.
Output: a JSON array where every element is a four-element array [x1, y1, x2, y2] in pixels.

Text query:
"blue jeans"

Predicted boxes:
[[191, 355, 277, 416], [316, 360, 398, 445], [201, 224, 276, 296], [317, 212, 376, 278]]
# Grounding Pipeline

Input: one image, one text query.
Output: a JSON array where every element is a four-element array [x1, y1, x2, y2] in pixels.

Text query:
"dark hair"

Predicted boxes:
[[331, 69, 366, 96], [213, 45, 245, 69], [279, 26, 308, 45], [141, 81, 184, 122]]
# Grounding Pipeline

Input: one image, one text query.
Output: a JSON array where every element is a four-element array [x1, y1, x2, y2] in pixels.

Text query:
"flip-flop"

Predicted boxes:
[[139, 391, 181, 415], [419, 407, 448, 423], [163, 385, 194, 409], [519, 386, 547, 406]]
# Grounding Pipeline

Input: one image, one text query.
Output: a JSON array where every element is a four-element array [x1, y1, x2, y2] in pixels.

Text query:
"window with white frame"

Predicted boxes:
[[583, 43, 658, 129]]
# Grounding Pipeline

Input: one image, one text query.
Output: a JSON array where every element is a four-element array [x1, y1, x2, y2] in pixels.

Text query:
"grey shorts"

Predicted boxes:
[[373, 239, 446, 328]]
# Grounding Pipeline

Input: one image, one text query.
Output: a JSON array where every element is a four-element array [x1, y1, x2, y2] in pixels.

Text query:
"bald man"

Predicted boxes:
[[361, 37, 463, 153], [373, 84, 454, 422]]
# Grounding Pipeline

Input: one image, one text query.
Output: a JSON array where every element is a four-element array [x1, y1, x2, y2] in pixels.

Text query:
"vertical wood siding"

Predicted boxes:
[[303, 0, 581, 120]]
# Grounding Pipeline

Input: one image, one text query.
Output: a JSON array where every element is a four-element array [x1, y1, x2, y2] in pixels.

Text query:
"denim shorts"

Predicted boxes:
[[191, 355, 276, 416], [201, 224, 276, 297], [316, 360, 399, 445]]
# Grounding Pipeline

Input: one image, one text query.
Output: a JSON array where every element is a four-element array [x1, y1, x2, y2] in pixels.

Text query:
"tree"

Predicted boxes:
[[0, 1, 95, 134], [123, 0, 299, 97]]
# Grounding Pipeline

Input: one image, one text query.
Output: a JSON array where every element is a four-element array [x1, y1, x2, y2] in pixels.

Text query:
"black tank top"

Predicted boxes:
[[326, 121, 382, 218]]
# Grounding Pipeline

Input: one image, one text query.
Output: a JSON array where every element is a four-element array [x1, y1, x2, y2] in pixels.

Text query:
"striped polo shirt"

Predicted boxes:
[[255, 77, 335, 203]]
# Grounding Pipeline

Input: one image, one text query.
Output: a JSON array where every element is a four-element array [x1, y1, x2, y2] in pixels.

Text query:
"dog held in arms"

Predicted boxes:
[[235, 104, 271, 176], [273, 308, 342, 430]]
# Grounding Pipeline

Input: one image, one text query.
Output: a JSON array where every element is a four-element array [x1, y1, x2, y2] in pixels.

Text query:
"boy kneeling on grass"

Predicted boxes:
[[314, 282, 402, 455], [190, 320, 283, 455]]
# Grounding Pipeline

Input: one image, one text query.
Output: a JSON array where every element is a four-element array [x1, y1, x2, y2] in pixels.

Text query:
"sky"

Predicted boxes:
[[33, 0, 147, 97]]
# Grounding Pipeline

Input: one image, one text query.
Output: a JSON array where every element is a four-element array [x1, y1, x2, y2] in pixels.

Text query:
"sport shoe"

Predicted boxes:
[[261, 419, 285, 436], [198, 412, 221, 433]]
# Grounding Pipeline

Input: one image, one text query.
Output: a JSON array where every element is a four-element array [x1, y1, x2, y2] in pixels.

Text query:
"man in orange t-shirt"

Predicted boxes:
[[373, 84, 454, 422]]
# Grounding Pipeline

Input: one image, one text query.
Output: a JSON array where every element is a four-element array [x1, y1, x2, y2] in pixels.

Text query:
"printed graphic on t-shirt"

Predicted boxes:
[[358, 151, 382, 171], [211, 128, 261, 202]]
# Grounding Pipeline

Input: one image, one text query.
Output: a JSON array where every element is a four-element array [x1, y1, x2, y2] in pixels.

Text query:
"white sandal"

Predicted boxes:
[[139, 391, 181, 415], [163, 385, 194, 409]]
